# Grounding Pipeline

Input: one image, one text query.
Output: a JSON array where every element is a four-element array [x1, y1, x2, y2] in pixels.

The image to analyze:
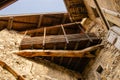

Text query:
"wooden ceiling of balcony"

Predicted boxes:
[[0, 0, 102, 75]]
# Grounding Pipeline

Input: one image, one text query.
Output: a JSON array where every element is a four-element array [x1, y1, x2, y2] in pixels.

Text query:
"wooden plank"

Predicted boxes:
[[15, 44, 103, 58], [20, 33, 98, 46], [104, 12, 120, 27], [0, 60, 24, 80]]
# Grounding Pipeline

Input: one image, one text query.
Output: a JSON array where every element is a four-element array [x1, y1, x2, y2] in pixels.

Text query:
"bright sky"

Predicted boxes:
[[0, 0, 67, 15]]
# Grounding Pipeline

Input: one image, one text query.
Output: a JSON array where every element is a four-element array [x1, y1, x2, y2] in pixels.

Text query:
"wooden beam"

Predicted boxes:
[[83, 0, 96, 20], [61, 14, 67, 23], [7, 17, 13, 30], [15, 44, 103, 58], [61, 24, 69, 44], [19, 22, 81, 35], [43, 27, 46, 49], [83, 0, 108, 31], [20, 33, 98, 49], [104, 12, 120, 27], [37, 15, 43, 28], [0, 60, 24, 80], [0, 0, 17, 10], [93, 0, 110, 30]]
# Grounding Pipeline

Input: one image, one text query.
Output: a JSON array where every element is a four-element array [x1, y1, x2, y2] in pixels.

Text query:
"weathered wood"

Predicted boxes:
[[20, 33, 99, 49], [43, 27, 46, 48], [83, 0, 108, 31], [64, 0, 88, 21], [7, 17, 13, 30], [15, 44, 103, 58], [37, 15, 43, 28], [61, 24, 69, 43], [93, 0, 110, 30], [0, 60, 24, 80], [83, 0, 96, 20], [104, 12, 120, 27], [19, 22, 81, 35]]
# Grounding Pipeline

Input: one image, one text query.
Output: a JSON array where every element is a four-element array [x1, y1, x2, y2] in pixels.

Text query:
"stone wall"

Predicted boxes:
[[88, 0, 120, 12], [82, 37, 120, 80]]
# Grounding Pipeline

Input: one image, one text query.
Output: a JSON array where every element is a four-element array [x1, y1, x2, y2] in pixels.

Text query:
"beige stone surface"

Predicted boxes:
[[0, 29, 80, 80], [83, 40, 120, 80]]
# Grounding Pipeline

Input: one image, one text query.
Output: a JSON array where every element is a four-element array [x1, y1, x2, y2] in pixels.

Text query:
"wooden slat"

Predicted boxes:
[[0, 60, 24, 80], [15, 44, 103, 58]]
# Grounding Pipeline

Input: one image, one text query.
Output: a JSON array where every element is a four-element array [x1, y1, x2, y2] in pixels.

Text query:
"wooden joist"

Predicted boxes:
[[20, 33, 99, 49], [0, 60, 24, 80], [15, 44, 103, 58], [19, 22, 81, 35]]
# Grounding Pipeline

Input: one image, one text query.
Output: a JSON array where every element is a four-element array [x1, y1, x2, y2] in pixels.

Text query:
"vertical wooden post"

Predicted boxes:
[[43, 27, 46, 49], [37, 15, 43, 28], [7, 17, 13, 30]]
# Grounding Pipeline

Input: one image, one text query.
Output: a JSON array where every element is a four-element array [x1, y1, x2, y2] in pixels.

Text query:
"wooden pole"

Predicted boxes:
[[0, 60, 24, 80], [15, 44, 104, 58], [83, 0, 96, 20]]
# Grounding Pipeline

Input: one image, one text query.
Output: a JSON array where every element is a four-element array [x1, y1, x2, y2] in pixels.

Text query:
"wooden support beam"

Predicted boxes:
[[37, 15, 43, 28], [61, 24, 69, 44], [83, 0, 108, 31], [0, 60, 24, 80], [61, 14, 67, 23], [76, 22, 93, 42], [104, 12, 120, 27], [20, 33, 99, 49], [7, 17, 13, 30], [83, 0, 96, 20], [43, 27, 46, 49], [93, 0, 110, 30], [15, 44, 103, 58], [19, 22, 81, 35]]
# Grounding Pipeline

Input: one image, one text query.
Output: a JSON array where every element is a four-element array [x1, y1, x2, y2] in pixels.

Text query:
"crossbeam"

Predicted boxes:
[[15, 44, 103, 58], [19, 22, 81, 35]]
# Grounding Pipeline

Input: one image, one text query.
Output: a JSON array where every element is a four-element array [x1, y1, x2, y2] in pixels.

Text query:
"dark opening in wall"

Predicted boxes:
[[96, 65, 103, 74]]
